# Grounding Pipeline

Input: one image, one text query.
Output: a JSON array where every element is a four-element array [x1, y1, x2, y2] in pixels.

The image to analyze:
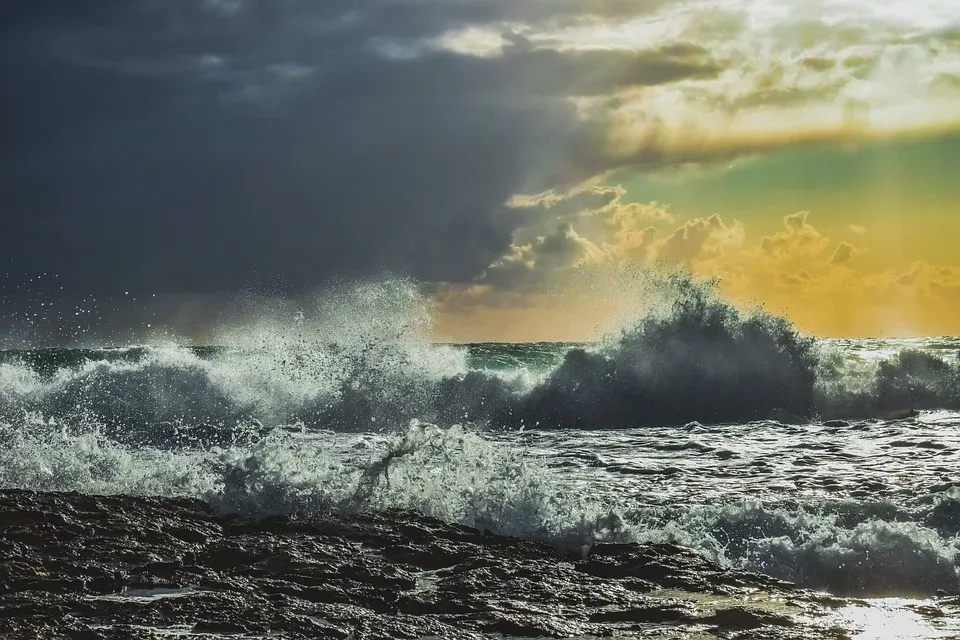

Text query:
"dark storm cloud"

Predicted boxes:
[[497, 44, 723, 96], [0, 0, 697, 308], [479, 222, 595, 292]]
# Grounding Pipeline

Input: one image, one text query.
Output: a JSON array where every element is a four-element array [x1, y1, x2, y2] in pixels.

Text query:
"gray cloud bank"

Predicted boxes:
[[1, 0, 704, 305]]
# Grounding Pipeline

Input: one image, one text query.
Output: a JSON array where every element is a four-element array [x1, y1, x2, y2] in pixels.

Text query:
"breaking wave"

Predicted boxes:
[[635, 500, 960, 597], [2, 417, 959, 596], [2, 274, 958, 441], [817, 347, 960, 419], [503, 272, 819, 428], [0, 419, 626, 550], [0, 280, 517, 445]]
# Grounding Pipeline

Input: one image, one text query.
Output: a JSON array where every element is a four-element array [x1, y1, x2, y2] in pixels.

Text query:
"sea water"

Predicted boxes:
[[2, 277, 960, 636]]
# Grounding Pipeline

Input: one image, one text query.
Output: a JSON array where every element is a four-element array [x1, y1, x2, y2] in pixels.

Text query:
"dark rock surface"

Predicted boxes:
[[0, 490, 927, 639]]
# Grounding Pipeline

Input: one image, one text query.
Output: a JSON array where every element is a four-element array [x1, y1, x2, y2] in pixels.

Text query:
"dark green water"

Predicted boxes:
[[0, 343, 574, 380]]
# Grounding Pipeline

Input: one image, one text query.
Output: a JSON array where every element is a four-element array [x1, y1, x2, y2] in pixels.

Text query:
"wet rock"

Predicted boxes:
[[0, 489, 878, 639], [191, 620, 250, 634], [589, 603, 698, 624], [703, 606, 795, 629], [879, 408, 920, 420], [770, 409, 805, 424], [822, 420, 850, 428]]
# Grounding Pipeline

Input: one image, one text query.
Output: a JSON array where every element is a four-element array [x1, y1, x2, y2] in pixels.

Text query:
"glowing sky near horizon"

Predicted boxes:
[[434, 0, 960, 341]]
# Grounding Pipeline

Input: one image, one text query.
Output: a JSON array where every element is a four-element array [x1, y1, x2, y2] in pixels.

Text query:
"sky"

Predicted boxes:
[[2, 0, 960, 344]]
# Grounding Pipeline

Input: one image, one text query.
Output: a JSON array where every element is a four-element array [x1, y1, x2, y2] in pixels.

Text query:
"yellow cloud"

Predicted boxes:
[[530, 0, 960, 179], [651, 214, 745, 267], [751, 211, 829, 264], [828, 241, 865, 266], [437, 184, 960, 340]]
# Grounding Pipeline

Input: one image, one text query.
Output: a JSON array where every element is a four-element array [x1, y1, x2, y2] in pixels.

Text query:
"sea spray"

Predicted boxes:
[[211, 422, 632, 548], [3, 274, 960, 437], [0, 280, 497, 440], [817, 348, 960, 418], [502, 272, 819, 428], [0, 417, 627, 550]]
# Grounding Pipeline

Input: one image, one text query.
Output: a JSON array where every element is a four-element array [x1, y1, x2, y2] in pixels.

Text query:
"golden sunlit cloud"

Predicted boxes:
[[428, 0, 960, 342], [436, 182, 960, 342], [433, 0, 960, 180]]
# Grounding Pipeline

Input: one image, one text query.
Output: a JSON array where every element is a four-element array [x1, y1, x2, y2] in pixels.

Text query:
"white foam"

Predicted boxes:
[[0, 280, 482, 435], [629, 501, 960, 596], [3, 416, 959, 595]]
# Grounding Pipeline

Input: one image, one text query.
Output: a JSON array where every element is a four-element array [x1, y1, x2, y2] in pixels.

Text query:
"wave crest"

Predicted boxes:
[[4, 274, 960, 437], [503, 273, 819, 428]]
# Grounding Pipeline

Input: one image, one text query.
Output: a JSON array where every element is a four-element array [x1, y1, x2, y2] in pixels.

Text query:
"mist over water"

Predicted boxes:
[[3, 274, 960, 597]]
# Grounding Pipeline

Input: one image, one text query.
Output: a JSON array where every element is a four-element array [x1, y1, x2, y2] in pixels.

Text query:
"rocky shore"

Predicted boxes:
[[0, 489, 952, 639]]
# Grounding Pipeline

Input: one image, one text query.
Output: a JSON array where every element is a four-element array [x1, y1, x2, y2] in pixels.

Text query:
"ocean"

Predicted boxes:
[[3, 278, 960, 638]]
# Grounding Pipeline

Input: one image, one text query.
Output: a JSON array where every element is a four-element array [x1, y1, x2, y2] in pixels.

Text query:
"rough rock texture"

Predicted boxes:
[[0, 490, 912, 639]]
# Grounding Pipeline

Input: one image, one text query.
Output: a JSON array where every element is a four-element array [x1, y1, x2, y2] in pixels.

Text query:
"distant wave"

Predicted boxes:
[[817, 347, 960, 419]]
